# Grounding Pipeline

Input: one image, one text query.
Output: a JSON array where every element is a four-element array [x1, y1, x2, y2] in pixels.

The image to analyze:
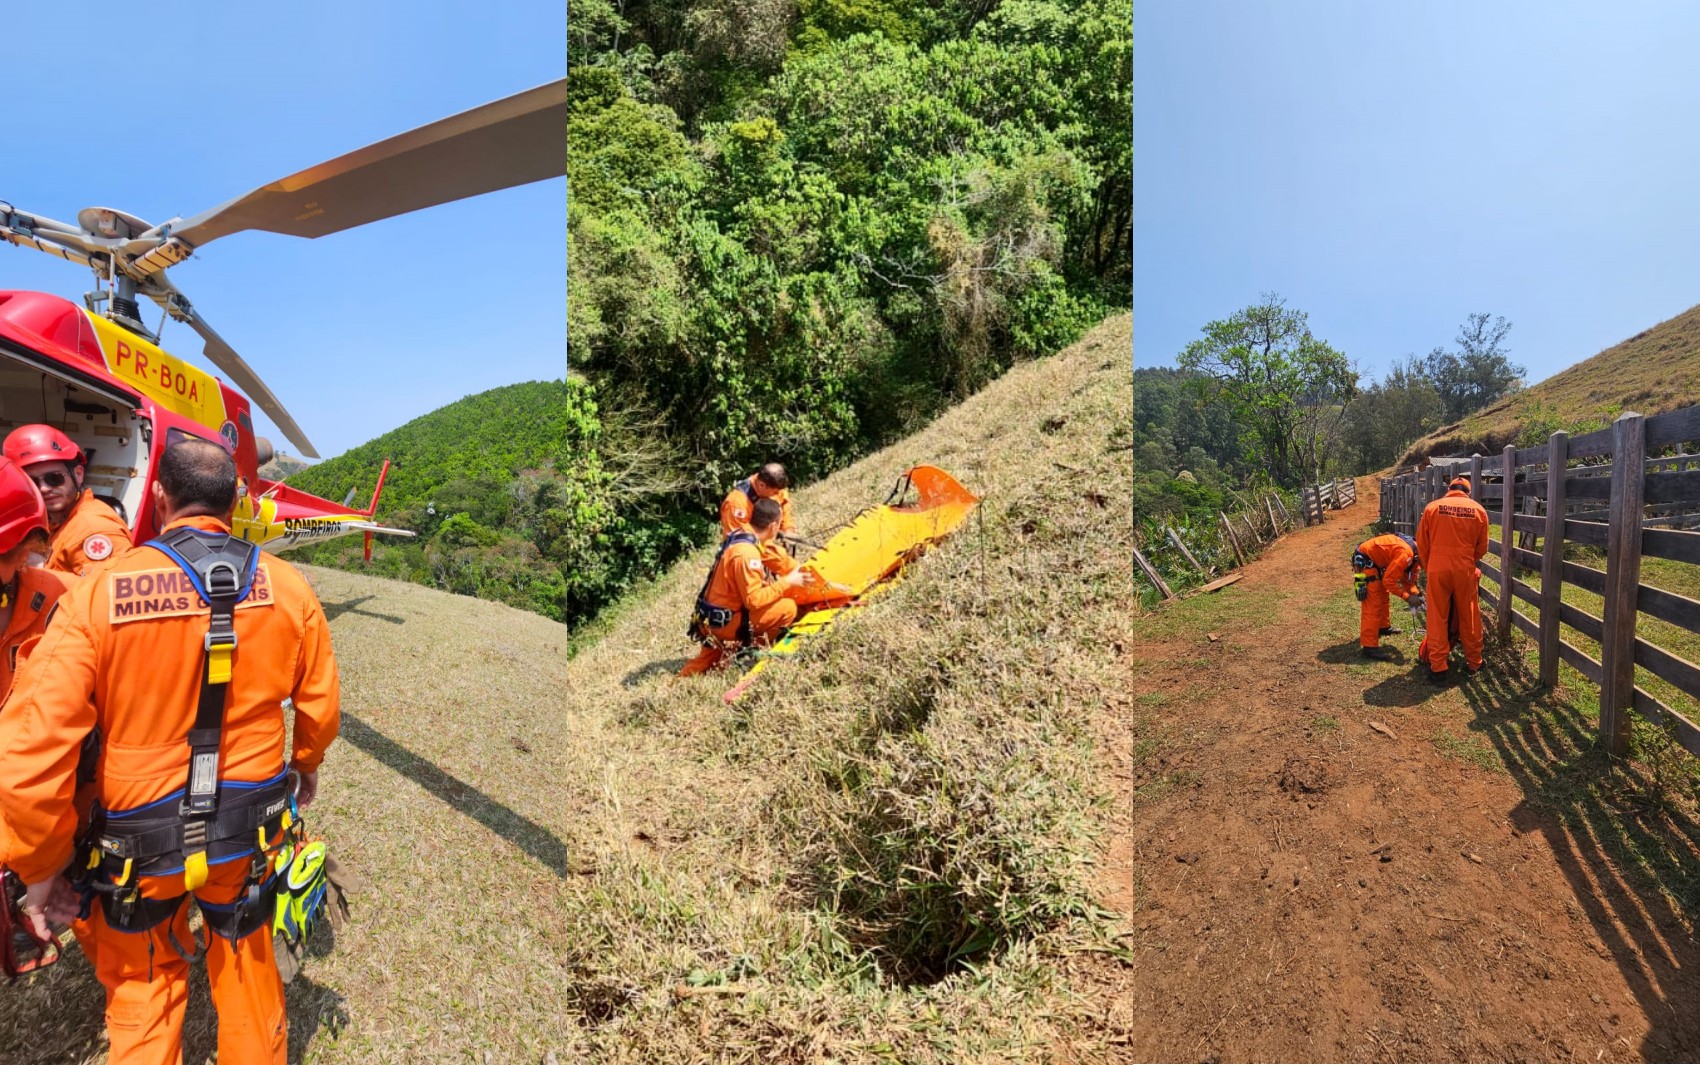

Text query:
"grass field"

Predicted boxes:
[[0, 316, 1136, 1064]]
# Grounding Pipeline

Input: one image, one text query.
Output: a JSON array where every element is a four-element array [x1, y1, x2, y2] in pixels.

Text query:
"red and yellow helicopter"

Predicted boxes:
[[0, 79, 565, 556]]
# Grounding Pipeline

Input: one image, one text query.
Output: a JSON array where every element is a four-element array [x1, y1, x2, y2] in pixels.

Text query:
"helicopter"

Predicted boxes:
[[0, 78, 566, 557]]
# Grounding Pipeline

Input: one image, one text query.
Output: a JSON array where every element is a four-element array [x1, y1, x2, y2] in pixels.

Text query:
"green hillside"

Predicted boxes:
[[1398, 301, 1700, 465], [282, 379, 690, 624]]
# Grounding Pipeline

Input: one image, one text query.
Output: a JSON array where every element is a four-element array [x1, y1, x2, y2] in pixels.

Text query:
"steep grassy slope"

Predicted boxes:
[[0, 316, 1135, 1063], [1400, 301, 1700, 464]]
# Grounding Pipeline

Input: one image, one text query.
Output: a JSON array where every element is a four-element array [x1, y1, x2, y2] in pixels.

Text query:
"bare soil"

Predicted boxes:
[[1090, 477, 1700, 1062]]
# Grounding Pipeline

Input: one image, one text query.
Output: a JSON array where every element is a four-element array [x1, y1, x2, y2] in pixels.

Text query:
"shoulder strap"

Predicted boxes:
[[142, 527, 260, 890], [696, 531, 758, 606], [732, 478, 754, 505]]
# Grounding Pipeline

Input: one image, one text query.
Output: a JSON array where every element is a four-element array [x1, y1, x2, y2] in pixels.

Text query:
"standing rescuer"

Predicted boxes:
[[1352, 532, 1422, 661], [0, 439, 340, 1064], [3, 424, 132, 577], [682, 496, 814, 677], [1416, 474, 1490, 683]]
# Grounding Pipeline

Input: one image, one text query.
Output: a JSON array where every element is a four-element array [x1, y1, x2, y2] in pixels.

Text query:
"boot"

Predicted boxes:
[[1378, 626, 1402, 636]]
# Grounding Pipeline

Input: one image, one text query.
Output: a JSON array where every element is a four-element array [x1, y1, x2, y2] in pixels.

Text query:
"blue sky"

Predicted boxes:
[[3, 0, 564, 461], [1135, 1, 1700, 388]]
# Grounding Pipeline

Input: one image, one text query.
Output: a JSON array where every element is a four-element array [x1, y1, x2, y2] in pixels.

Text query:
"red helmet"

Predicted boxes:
[[3, 425, 82, 468], [0, 456, 48, 555]]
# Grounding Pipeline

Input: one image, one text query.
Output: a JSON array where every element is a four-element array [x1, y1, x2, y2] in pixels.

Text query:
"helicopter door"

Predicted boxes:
[[0, 338, 149, 530]]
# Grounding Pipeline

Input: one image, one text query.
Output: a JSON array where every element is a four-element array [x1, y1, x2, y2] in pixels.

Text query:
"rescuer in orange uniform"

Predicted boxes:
[[1352, 532, 1422, 661], [0, 439, 340, 1064], [682, 496, 814, 676], [720, 463, 796, 540], [4, 424, 132, 577], [1415, 475, 1491, 682], [0, 457, 73, 699]]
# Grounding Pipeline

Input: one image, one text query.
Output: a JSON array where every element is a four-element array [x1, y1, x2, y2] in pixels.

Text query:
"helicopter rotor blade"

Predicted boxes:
[[142, 285, 321, 459], [163, 78, 566, 252]]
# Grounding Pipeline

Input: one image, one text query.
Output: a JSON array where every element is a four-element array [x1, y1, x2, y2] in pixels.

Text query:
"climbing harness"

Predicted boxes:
[[71, 527, 287, 949], [687, 531, 758, 646]]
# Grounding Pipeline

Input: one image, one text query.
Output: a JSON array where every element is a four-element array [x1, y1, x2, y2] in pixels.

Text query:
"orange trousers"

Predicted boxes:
[[87, 860, 286, 1065], [1358, 579, 1392, 648], [1425, 565, 1483, 672], [680, 598, 799, 676]]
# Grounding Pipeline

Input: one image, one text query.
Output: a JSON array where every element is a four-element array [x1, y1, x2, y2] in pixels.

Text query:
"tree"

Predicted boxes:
[[1178, 295, 1357, 487], [1422, 313, 1523, 422], [1342, 355, 1445, 472]]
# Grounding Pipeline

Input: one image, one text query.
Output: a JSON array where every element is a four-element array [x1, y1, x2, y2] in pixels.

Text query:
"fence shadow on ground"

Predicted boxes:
[[1458, 641, 1700, 1060]]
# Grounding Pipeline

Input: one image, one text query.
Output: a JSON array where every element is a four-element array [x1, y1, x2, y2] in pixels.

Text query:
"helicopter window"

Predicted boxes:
[[165, 428, 210, 449]]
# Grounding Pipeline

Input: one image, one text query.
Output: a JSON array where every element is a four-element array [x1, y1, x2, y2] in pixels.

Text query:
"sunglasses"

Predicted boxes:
[[28, 471, 68, 489]]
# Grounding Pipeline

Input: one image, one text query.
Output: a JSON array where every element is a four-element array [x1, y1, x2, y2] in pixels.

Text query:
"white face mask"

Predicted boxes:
[[25, 552, 46, 569]]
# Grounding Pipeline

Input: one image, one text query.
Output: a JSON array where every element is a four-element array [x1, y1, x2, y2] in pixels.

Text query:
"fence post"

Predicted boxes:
[[1220, 511, 1246, 567], [1133, 546, 1175, 601], [1469, 454, 1483, 504], [1539, 431, 1568, 688], [1166, 525, 1206, 574], [1600, 412, 1646, 758], [1266, 494, 1281, 535], [1498, 445, 1516, 638], [1239, 512, 1262, 547]]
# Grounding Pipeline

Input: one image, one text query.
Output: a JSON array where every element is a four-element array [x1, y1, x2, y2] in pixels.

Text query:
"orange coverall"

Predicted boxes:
[[680, 534, 800, 676], [46, 489, 132, 577], [0, 566, 74, 700], [720, 477, 798, 572], [1415, 487, 1490, 673], [719, 477, 795, 538], [0, 515, 340, 1065], [1355, 534, 1420, 649]]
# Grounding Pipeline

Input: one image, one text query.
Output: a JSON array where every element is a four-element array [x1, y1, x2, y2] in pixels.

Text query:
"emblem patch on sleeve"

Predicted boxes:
[[84, 534, 113, 561]]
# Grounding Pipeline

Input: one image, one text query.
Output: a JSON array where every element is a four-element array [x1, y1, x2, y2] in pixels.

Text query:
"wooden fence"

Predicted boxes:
[[1302, 477, 1358, 527], [1134, 490, 1298, 601], [1378, 408, 1700, 758], [1137, 478, 1357, 601]]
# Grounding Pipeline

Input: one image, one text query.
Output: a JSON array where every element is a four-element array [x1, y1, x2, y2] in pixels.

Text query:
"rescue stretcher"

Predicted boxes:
[[723, 465, 979, 703]]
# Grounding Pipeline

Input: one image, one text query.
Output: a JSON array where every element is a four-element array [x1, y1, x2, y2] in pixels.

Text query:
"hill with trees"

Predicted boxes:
[[281, 379, 688, 624], [1136, 296, 1524, 531], [1397, 300, 1700, 465], [566, 0, 1130, 622]]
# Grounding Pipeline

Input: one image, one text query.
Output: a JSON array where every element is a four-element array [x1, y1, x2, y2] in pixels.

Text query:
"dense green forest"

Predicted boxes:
[[564, 0, 1131, 617]]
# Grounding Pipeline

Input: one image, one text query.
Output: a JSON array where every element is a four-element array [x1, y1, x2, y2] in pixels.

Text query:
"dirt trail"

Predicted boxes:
[[1106, 478, 1700, 1062]]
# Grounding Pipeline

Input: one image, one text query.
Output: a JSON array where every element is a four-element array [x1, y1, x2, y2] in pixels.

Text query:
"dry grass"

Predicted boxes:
[[0, 316, 1134, 1063], [1399, 301, 1700, 466]]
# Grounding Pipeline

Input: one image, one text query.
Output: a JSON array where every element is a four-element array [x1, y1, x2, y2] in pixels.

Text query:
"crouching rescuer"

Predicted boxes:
[[681, 496, 813, 677], [0, 439, 342, 1064], [1352, 532, 1423, 661]]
